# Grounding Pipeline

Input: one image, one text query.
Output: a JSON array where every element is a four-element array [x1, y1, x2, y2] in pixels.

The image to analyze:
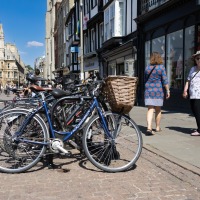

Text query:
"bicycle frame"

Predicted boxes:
[[15, 94, 113, 146]]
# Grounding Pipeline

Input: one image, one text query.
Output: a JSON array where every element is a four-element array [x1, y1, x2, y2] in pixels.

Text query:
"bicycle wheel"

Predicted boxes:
[[82, 111, 143, 172], [0, 109, 49, 173]]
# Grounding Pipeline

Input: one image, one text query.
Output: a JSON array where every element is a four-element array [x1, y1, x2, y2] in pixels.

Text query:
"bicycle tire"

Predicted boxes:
[[0, 109, 49, 173], [82, 111, 143, 172]]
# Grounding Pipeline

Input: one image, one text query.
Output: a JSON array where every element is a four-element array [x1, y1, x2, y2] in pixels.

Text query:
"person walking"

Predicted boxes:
[[144, 52, 170, 135], [0, 81, 2, 94], [183, 50, 200, 136]]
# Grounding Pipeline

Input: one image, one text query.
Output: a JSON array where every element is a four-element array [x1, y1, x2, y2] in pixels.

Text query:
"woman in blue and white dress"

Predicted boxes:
[[144, 52, 170, 135], [183, 50, 200, 136]]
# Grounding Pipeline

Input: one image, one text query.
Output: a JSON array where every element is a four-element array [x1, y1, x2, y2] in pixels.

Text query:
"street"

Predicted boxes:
[[0, 93, 199, 200]]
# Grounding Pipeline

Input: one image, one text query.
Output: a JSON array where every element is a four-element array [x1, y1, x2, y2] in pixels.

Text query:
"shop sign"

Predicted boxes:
[[70, 46, 79, 53]]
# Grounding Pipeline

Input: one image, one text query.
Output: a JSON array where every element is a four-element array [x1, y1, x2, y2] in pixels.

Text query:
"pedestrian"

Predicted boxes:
[[35, 68, 41, 86], [6, 83, 10, 96], [183, 50, 200, 136], [0, 81, 2, 93], [47, 79, 52, 88], [144, 52, 170, 135]]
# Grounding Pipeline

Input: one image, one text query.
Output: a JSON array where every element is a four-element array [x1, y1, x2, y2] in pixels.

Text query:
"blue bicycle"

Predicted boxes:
[[0, 82, 142, 173]]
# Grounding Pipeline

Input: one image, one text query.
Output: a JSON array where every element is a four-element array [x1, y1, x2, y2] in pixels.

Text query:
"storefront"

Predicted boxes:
[[137, 0, 200, 111], [102, 40, 137, 77], [84, 56, 99, 79]]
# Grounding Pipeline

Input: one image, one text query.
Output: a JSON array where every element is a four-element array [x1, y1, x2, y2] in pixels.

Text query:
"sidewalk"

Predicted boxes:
[[130, 106, 200, 175], [0, 92, 199, 175]]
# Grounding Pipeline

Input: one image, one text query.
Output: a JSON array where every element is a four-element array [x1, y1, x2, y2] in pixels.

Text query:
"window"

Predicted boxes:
[[92, 0, 97, 8], [184, 25, 195, 83], [8, 72, 10, 78], [84, 34, 89, 54], [103, 0, 109, 5], [104, 1, 125, 41], [99, 23, 104, 48], [84, 0, 89, 15], [119, 2, 124, 36], [91, 29, 95, 52], [0, 71, 2, 77], [104, 9, 109, 40], [166, 30, 183, 89], [68, 20, 72, 36], [65, 26, 69, 41], [14, 71, 18, 79], [110, 4, 115, 37], [7, 63, 10, 68]]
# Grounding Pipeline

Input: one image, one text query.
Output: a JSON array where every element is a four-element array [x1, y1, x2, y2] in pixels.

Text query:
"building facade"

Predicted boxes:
[[136, 0, 200, 111], [46, 0, 200, 112], [0, 24, 25, 87]]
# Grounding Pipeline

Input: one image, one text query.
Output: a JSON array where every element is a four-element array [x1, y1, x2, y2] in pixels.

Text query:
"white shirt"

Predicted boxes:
[[187, 66, 200, 99]]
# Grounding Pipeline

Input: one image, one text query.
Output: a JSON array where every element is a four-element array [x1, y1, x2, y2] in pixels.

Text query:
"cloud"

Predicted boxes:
[[27, 41, 44, 47]]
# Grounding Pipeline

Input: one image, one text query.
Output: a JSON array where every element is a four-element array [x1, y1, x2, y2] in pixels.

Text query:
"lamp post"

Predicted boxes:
[[80, 0, 84, 80]]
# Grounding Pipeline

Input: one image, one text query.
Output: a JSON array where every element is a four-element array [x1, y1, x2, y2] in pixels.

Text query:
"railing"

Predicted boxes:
[[140, 0, 170, 14]]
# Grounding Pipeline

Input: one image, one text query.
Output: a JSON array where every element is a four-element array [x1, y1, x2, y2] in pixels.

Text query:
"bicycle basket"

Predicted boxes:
[[102, 76, 138, 114]]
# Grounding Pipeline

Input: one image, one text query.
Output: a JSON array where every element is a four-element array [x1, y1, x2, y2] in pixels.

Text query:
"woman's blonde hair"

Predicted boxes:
[[150, 52, 163, 65]]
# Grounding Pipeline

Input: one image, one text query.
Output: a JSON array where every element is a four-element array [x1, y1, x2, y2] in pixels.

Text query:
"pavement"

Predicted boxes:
[[129, 105, 200, 175], [0, 92, 199, 199]]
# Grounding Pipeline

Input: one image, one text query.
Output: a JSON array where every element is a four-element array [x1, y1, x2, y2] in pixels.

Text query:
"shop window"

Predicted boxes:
[[198, 25, 200, 50], [152, 35, 165, 65], [145, 40, 150, 67], [184, 25, 195, 83], [166, 30, 183, 89]]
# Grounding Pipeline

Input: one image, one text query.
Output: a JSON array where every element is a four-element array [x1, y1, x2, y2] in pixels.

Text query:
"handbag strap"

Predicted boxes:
[[145, 65, 157, 83], [190, 70, 200, 82]]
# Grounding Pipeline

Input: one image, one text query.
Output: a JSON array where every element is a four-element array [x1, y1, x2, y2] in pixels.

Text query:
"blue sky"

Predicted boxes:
[[0, 0, 46, 68]]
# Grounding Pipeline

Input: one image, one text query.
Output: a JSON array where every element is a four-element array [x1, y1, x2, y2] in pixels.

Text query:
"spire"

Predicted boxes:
[[0, 24, 4, 39], [0, 23, 5, 60]]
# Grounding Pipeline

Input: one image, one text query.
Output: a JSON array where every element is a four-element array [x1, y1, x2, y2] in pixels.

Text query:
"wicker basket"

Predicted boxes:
[[102, 76, 138, 114]]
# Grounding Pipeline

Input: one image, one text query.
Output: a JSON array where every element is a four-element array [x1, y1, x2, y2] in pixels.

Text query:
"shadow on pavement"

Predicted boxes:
[[166, 126, 193, 135], [79, 158, 137, 173]]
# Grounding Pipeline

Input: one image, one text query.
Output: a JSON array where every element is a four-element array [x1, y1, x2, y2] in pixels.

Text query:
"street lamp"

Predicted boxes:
[[80, 0, 84, 80]]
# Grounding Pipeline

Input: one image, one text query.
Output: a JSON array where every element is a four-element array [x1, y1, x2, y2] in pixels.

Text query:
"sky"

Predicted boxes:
[[0, 0, 46, 68]]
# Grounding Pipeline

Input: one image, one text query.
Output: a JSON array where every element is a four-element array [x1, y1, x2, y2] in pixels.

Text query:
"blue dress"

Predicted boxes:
[[144, 64, 168, 106]]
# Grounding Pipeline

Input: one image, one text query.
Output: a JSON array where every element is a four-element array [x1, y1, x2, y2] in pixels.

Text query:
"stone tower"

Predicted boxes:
[[0, 24, 5, 61]]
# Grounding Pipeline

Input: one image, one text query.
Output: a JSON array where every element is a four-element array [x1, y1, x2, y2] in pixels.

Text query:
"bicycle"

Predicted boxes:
[[0, 81, 142, 173]]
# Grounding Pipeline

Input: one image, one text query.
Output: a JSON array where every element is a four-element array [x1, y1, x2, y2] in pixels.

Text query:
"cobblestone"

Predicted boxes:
[[0, 148, 199, 200]]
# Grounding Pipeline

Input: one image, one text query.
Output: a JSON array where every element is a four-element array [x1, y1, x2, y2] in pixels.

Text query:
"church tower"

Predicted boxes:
[[0, 24, 5, 61]]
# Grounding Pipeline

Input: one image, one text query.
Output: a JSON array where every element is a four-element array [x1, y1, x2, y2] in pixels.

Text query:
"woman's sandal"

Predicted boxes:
[[155, 128, 162, 132], [146, 129, 155, 136]]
